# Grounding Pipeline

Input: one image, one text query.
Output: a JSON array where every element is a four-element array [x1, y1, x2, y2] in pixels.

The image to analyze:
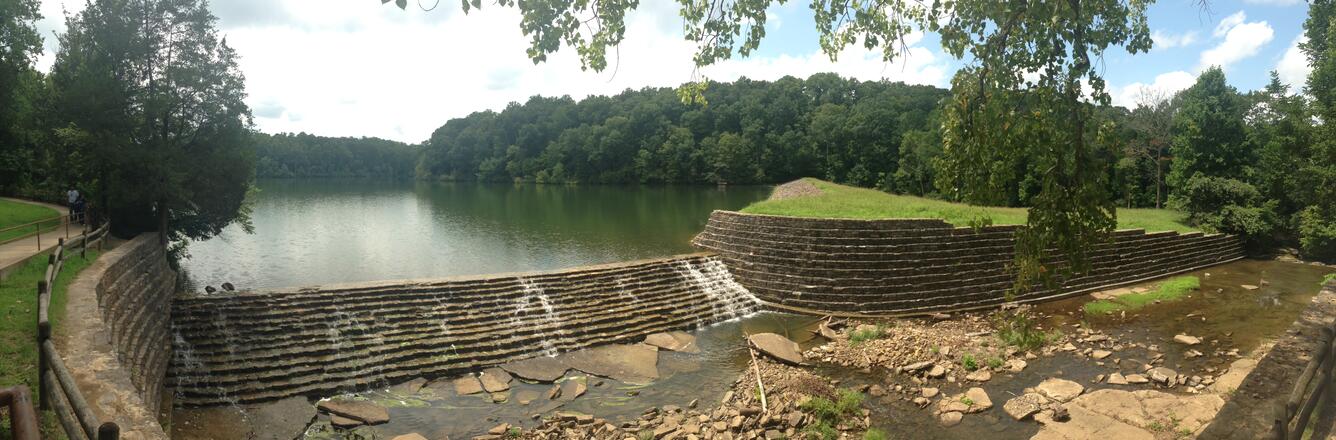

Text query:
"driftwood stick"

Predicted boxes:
[[748, 346, 768, 413]]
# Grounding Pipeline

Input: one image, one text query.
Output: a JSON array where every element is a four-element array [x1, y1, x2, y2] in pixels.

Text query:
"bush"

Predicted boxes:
[[962, 354, 978, 371], [801, 389, 866, 439], [1177, 175, 1279, 251], [1299, 207, 1336, 262]]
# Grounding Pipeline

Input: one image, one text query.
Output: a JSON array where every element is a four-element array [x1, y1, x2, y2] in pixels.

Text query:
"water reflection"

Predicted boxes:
[[180, 179, 770, 290]]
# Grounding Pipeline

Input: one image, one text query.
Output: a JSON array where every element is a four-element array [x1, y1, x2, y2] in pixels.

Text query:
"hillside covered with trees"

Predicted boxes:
[[254, 132, 418, 178]]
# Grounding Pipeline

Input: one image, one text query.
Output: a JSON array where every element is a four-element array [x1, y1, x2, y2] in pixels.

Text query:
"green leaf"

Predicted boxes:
[[396, 0, 407, 9]]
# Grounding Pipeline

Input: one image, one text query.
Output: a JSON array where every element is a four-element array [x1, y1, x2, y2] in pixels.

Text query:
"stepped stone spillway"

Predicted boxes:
[[691, 210, 1245, 316], [168, 253, 757, 406]]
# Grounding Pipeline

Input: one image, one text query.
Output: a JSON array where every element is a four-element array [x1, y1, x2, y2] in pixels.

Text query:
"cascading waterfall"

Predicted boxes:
[[170, 322, 240, 408], [519, 277, 564, 357], [675, 259, 758, 326]]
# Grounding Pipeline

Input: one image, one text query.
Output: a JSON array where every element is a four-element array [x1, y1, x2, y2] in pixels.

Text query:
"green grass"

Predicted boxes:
[[0, 248, 100, 437], [742, 178, 1196, 233], [848, 324, 887, 346], [863, 429, 889, 440], [0, 199, 62, 243], [801, 389, 865, 440], [1083, 275, 1200, 315]]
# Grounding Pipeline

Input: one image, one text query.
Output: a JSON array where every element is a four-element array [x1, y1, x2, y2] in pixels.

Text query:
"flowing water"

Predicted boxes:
[[179, 179, 771, 290]]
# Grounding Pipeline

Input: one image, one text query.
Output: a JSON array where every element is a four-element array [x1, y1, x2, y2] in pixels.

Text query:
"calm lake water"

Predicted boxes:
[[179, 179, 771, 290]]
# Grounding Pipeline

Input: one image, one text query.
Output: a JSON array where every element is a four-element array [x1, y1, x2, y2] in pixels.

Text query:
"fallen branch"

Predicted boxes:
[[748, 346, 768, 413]]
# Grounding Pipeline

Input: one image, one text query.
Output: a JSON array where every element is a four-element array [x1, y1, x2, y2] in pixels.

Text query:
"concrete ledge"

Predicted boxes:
[[58, 234, 174, 440]]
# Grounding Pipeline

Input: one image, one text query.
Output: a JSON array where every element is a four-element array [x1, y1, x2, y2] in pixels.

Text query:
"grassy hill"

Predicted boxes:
[[740, 178, 1196, 233]]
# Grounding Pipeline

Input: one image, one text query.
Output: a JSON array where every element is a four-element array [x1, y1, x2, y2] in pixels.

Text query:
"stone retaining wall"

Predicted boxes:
[[168, 253, 756, 406], [60, 234, 176, 439], [692, 210, 1244, 316]]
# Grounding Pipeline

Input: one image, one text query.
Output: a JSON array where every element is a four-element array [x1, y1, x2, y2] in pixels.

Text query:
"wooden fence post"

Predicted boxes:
[[35, 280, 49, 411], [97, 422, 120, 440]]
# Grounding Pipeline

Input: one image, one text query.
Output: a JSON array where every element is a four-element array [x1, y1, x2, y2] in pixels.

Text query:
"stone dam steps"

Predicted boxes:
[[712, 235, 1240, 284], [171, 295, 752, 403], [169, 255, 757, 406], [735, 247, 1240, 314], [172, 262, 720, 321], [696, 227, 1219, 261], [729, 239, 1240, 295], [172, 303, 749, 405], [173, 282, 734, 365]]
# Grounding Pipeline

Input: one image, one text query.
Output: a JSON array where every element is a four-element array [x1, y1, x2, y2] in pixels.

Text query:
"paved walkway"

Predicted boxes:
[[0, 197, 77, 279]]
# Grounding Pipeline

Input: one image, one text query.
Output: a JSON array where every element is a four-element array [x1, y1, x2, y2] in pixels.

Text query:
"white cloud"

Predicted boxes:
[[36, 0, 947, 143], [1112, 70, 1197, 108], [1151, 30, 1198, 50], [1199, 12, 1274, 71], [1277, 36, 1311, 92], [1213, 11, 1247, 38]]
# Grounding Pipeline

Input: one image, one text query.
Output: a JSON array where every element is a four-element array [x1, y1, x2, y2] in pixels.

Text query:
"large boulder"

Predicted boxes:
[[748, 333, 805, 365]]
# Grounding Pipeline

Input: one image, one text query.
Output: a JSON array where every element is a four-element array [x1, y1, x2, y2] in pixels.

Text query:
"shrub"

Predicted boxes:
[[993, 307, 1057, 350], [800, 388, 866, 440], [1177, 175, 1279, 251], [1299, 206, 1336, 262]]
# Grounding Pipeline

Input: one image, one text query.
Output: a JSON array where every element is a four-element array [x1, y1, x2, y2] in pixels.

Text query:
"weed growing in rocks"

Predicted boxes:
[[962, 354, 979, 371], [986, 356, 1005, 369], [993, 306, 1058, 350], [863, 428, 889, 440], [849, 325, 887, 346], [800, 389, 865, 440]]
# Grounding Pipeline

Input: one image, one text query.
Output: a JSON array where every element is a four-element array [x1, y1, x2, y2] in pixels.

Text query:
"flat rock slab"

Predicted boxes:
[[317, 399, 389, 425], [643, 331, 700, 353], [452, 375, 485, 395], [562, 344, 660, 384], [242, 396, 316, 440], [480, 367, 513, 392], [1036, 378, 1085, 403], [501, 356, 570, 382], [1030, 388, 1224, 440], [559, 377, 588, 401], [391, 434, 428, 440], [748, 333, 805, 365]]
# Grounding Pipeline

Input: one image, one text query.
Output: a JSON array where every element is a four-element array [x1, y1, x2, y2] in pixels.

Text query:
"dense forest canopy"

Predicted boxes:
[[254, 132, 418, 178], [417, 74, 949, 191]]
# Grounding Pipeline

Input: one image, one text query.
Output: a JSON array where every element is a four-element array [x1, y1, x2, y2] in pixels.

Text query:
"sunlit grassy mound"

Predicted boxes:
[[1082, 276, 1201, 315], [0, 198, 62, 242], [741, 178, 1195, 233]]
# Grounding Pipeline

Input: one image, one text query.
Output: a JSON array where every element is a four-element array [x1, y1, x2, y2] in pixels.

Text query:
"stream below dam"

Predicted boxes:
[[169, 259, 1334, 440]]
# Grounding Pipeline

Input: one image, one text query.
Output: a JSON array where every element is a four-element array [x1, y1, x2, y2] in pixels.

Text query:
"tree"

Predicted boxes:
[[1168, 67, 1252, 197], [0, 0, 43, 193], [1297, 0, 1336, 261], [1125, 88, 1175, 208], [50, 0, 254, 253]]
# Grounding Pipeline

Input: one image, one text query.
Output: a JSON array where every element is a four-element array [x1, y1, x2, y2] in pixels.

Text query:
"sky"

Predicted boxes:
[[31, 0, 1315, 144]]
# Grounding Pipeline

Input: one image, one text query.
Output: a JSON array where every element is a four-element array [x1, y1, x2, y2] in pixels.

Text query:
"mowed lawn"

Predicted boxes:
[[0, 198, 62, 243], [741, 178, 1196, 233], [0, 248, 100, 431]]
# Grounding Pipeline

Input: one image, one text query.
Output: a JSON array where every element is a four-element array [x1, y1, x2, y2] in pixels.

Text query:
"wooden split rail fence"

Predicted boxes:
[[1272, 323, 1336, 439], [29, 223, 117, 440]]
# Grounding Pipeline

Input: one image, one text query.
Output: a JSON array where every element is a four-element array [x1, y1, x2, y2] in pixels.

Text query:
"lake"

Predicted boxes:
[[179, 179, 771, 291]]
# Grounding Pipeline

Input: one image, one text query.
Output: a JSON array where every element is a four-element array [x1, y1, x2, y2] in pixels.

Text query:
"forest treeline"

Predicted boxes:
[[254, 132, 417, 178]]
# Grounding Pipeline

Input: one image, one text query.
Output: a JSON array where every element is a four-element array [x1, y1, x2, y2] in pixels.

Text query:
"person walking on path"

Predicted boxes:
[[67, 188, 79, 207]]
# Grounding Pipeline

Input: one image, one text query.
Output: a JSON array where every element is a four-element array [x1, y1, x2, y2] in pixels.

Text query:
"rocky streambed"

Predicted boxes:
[[170, 259, 1334, 440]]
